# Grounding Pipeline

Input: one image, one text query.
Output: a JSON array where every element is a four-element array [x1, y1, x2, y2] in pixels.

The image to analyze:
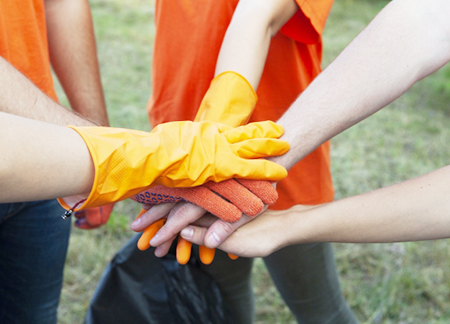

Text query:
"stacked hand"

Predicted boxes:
[[132, 179, 278, 264]]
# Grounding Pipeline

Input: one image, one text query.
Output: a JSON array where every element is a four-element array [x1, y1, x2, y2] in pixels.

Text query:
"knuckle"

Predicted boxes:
[[159, 224, 178, 238]]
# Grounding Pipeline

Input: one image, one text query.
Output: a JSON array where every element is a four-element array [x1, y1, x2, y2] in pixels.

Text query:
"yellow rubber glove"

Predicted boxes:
[[58, 120, 288, 211], [189, 72, 258, 264], [195, 71, 257, 126]]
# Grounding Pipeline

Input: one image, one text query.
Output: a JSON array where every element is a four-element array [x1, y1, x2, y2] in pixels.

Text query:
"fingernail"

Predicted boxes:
[[150, 233, 160, 246], [208, 232, 221, 247], [131, 218, 141, 228], [181, 227, 193, 238]]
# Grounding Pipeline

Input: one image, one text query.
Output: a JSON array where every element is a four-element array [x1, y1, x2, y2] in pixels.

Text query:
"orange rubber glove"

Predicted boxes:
[[58, 120, 288, 213], [73, 203, 115, 229]]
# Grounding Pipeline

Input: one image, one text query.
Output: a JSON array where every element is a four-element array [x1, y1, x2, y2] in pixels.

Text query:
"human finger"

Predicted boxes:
[[154, 238, 177, 258], [231, 138, 290, 159], [149, 202, 207, 247], [203, 215, 254, 248], [222, 121, 284, 143], [130, 202, 176, 231]]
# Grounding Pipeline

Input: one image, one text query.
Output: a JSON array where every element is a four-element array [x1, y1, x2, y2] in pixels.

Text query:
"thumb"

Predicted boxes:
[[204, 216, 252, 248]]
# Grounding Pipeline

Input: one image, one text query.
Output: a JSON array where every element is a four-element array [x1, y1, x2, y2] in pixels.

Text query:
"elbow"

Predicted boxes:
[[254, 3, 285, 38], [416, 0, 450, 77], [233, 0, 299, 38], [381, 0, 450, 81]]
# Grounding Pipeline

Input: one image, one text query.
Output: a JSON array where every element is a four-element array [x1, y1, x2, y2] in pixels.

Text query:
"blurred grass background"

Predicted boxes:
[[55, 0, 450, 323]]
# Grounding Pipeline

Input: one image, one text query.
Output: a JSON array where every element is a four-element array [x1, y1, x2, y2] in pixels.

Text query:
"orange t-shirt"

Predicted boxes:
[[0, 0, 57, 100], [148, 0, 335, 209]]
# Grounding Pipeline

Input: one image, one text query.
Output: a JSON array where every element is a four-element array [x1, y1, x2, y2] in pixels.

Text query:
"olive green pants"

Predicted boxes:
[[197, 242, 358, 324]]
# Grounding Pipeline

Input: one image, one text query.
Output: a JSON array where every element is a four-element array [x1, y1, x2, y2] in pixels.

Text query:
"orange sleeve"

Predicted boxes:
[[280, 0, 334, 44]]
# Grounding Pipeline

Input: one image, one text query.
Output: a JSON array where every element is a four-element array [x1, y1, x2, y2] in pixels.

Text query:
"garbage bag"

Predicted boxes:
[[85, 234, 232, 324]]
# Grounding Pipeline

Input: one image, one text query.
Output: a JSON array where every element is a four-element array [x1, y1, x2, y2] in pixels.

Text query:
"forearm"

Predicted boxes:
[[283, 165, 450, 245], [0, 112, 94, 202], [272, 0, 450, 170], [0, 57, 94, 126], [215, 0, 298, 89], [221, 166, 450, 257], [45, 0, 109, 125]]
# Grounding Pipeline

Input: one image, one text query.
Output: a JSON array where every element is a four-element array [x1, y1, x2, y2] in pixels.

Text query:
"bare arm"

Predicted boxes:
[[45, 0, 109, 126], [0, 112, 94, 202], [0, 57, 93, 126], [215, 0, 298, 88], [206, 165, 450, 258], [273, 0, 450, 170]]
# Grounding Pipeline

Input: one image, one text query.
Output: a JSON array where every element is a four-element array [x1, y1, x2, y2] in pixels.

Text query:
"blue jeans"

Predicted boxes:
[[0, 200, 71, 324]]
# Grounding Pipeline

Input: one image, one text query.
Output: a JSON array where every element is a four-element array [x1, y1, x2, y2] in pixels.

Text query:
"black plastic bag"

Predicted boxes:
[[85, 234, 232, 324]]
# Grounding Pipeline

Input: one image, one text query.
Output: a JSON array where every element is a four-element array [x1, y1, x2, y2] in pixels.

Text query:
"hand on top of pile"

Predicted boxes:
[[59, 120, 289, 213]]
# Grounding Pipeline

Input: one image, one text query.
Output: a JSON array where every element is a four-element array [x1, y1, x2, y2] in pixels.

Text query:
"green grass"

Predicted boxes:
[[56, 0, 450, 323]]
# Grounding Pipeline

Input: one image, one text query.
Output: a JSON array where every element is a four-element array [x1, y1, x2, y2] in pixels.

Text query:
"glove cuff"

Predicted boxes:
[[195, 71, 258, 126], [58, 126, 159, 211]]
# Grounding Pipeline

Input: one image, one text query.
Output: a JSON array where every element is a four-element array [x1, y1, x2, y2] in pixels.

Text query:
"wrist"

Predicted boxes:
[[195, 72, 257, 126], [278, 204, 327, 246], [59, 126, 160, 211]]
